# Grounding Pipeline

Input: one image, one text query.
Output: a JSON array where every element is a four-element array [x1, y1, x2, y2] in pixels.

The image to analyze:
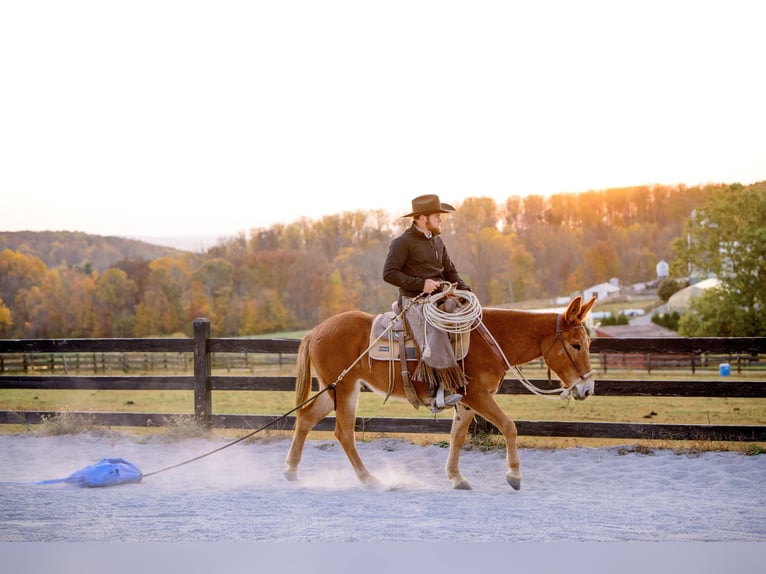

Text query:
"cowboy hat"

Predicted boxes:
[[402, 194, 456, 217]]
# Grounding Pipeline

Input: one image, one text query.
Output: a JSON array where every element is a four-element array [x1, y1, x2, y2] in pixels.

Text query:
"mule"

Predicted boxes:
[[284, 295, 596, 490]]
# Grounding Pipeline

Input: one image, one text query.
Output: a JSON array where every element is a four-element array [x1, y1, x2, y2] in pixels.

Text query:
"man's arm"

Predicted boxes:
[[383, 236, 426, 293]]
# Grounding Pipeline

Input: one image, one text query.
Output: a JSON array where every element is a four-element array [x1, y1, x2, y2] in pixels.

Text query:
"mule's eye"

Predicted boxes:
[[571, 344, 581, 351]]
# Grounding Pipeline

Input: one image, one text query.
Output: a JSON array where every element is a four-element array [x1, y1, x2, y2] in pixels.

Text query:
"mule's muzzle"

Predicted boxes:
[[571, 377, 595, 400]]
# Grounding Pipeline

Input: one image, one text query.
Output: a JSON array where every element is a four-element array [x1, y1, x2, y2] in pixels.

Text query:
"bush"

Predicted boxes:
[[657, 278, 684, 302], [600, 313, 629, 326], [652, 311, 680, 331]]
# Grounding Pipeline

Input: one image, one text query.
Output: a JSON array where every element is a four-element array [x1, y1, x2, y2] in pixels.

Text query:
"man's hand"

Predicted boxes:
[[423, 278, 441, 294]]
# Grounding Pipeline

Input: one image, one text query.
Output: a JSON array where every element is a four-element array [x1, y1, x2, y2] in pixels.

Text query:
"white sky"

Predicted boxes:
[[1, 1, 764, 243]]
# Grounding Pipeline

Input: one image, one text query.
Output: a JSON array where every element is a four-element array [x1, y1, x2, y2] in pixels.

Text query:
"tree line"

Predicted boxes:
[[1, 182, 761, 338]]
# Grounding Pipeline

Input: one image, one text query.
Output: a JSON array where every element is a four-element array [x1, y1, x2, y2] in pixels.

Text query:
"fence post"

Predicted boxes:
[[193, 318, 212, 426]]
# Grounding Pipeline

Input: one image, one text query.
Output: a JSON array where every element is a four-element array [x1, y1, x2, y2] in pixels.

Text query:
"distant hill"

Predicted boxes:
[[0, 230, 188, 271], [132, 234, 223, 252]]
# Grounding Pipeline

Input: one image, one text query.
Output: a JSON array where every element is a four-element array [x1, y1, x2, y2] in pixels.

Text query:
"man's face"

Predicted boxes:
[[423, 213, 442, 234]]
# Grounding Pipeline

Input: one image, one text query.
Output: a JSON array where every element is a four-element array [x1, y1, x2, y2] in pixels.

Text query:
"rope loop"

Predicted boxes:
[[423, 283, 483, 334]]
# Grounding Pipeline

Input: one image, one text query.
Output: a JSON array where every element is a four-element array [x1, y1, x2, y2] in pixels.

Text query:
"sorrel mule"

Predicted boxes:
[[284, 295, 596, 490]]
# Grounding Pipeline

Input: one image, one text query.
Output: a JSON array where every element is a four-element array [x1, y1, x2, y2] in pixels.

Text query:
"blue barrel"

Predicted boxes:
[[719, 363, 731, 376]]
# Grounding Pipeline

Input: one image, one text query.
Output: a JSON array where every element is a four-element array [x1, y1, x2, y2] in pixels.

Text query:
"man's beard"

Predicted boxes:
[[426, 221, 441, 235]]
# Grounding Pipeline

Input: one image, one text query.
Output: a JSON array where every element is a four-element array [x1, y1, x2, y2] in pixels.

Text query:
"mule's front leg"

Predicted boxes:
[[445, 403, 475, 490], [503, 420, 522, 490], [465, 394, 522, 490]]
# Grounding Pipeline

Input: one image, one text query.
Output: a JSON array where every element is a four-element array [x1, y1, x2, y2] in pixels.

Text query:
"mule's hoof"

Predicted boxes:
[[506, 475, 521, 490], [452, 478, 473, 490], [361, 474, 381, 488], [283, 468, 298, 482]]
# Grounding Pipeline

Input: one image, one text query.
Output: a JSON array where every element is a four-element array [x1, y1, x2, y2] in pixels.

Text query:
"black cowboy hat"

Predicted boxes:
[[402, 194, 456, 217]]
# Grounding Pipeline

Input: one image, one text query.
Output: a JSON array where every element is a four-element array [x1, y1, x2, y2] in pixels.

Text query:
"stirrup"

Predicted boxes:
[[429, 386, 462, 413]]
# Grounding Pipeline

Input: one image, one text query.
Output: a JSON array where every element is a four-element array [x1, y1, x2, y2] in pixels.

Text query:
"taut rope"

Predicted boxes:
[[476, 319, 566, 400], [143, 294, 427, 478]]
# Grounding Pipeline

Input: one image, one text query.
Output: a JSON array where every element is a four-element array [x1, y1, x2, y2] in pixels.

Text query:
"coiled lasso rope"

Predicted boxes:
[[423, 283, 570, 400], [423, 283, 483, 335]]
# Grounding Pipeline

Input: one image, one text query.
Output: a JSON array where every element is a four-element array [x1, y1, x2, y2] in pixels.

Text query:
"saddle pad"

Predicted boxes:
[[368, 312, 470, 362]]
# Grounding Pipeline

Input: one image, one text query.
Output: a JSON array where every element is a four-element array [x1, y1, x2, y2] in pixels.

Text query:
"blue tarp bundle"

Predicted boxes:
[[35, 457, 143, 487]]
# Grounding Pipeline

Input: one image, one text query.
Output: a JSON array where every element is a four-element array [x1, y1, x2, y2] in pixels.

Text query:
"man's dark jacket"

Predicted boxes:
[[383, 224, 469, 298]]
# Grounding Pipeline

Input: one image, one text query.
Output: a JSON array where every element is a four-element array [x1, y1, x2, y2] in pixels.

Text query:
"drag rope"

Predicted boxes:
[[143, 294, 427, 479], [142, 386, 333, 478]]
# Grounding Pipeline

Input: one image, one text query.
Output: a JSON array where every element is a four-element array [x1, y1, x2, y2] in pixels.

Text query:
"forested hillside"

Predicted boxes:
[[0, 182, 753, 338], [0, 231, 182, 271]]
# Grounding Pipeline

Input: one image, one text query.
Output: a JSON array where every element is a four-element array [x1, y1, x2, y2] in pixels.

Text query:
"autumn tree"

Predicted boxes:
[[444, 197, 499, 302], [241, 289, 293, 334], [582, 239, 620, 286], [10, 286, 44, 337], [320, 268, 356, 317], [94, 268, 137, 337], [283, 250, 331, 326], [64, 269, 98, 337], [191, 258, 235, 335], [0, 296, 13, 336], [36, 270, 68, 336], [0, 249, 47, 312], [517, 225, 581, 299], [135, 257, 191, 336]]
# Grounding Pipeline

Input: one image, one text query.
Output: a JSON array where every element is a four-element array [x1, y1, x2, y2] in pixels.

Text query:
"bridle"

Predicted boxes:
[[480, 313, 593, 400], [541, 313, 595, 399]]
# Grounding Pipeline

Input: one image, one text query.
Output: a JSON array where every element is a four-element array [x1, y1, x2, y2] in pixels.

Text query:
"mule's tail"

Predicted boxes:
[[294, 329, 314, 407]]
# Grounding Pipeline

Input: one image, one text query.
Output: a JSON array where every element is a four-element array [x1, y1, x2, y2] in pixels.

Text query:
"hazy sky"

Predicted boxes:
[[2, 1, 764, 243]]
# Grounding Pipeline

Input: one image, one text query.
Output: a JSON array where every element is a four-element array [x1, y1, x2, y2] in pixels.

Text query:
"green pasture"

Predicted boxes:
[[3, 384, 762, 427], [2, 369, 764, 452]]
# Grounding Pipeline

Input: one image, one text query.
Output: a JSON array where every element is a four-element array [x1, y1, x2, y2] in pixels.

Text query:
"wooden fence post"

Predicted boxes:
[[193, 318, 212, 426]]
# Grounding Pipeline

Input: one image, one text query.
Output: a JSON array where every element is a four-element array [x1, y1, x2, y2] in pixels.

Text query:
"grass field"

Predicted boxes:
[[2, 365, 764, 453]]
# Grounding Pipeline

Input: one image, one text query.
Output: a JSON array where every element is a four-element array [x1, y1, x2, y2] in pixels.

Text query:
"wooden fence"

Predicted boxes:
[[1, 318, 765, 442]]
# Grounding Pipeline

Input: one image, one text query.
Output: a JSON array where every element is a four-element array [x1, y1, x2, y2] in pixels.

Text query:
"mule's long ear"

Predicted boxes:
[[563, 296, 583, 325], [577, 295, 597, 322]]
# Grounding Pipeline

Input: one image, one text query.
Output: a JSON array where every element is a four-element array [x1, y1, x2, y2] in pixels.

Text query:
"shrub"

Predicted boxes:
[[600, 313, 629, 326], [652, 311, 680, 331], [657, 278, 684, 302]]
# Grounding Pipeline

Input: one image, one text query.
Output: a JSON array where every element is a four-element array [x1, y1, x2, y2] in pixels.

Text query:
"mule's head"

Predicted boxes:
[[543, 295, 596, 401]]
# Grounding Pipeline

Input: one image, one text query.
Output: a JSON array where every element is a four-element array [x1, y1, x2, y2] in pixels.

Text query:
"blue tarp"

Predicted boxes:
[[35, 457, 143, 487]]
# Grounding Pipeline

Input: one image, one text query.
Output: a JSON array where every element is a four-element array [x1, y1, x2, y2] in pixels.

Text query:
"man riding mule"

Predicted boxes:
[[382, 194, 472, 412], [284, 294, 596, 490], [283, 197, 597, 490]]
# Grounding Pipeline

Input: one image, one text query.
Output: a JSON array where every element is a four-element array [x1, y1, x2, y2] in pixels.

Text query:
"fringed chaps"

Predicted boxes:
[[402, 296, 466, 395]]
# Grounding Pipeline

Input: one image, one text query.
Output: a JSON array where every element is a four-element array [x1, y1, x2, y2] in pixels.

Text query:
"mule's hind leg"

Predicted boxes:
[[284, 390, 335, 481], [333, 383, 378, 486]]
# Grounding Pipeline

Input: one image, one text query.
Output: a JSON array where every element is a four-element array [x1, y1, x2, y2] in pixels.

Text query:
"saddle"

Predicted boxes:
[[368, 305, 471, 409], [368, 311, 470, 362]]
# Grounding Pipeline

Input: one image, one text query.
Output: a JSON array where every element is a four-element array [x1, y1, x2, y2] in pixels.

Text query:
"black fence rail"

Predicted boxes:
[[1, 318, 765, 442], [2, 348, 760, 376]]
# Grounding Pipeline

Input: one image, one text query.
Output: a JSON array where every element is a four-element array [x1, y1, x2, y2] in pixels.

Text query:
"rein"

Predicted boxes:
[[482, 313, 592, 400], [542, 314, 595, 399]]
